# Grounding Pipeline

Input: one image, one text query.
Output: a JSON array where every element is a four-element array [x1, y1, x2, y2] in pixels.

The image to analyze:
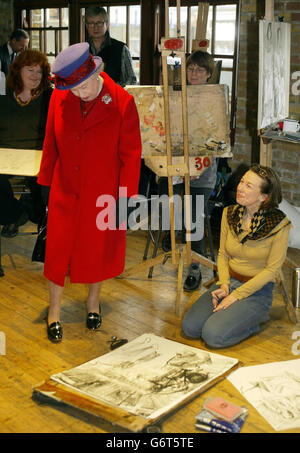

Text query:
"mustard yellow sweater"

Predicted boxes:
[[217, 206, 292, 300]]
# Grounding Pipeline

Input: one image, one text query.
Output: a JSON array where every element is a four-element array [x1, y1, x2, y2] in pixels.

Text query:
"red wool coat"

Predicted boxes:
[[37, 72, 142, 286]]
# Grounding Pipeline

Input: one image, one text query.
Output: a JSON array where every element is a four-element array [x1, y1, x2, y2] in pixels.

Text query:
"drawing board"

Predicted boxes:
[[258, 20, 291, 130], [126, 85, 231, 158], [33, 334, 238, 431]]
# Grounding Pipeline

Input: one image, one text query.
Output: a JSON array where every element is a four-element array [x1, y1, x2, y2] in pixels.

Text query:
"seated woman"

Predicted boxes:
[[182, 165, 292, 348], [0, 49, 53, 237], [161, 51, 218, 292]]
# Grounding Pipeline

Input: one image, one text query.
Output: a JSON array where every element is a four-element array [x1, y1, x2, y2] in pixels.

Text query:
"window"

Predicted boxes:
[[21, 7, 69, 67], [81, 3, 141, 83]]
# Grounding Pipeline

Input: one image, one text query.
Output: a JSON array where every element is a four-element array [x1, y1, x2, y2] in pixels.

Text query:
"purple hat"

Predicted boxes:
[[52, 42, 102, 90]]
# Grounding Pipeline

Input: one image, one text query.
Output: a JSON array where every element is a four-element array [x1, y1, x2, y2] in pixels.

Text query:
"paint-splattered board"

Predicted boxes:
[[126, 85, 231, 157]]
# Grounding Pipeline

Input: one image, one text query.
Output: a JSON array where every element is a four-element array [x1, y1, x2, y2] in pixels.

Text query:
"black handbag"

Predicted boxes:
[[32, 208, 47, 263]]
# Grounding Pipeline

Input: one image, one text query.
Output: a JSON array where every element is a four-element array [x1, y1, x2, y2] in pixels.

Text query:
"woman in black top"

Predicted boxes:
[[0, 49, 52, 237]]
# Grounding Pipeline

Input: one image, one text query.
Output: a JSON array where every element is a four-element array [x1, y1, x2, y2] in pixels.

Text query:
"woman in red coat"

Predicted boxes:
[[38, 43, 141, 342]]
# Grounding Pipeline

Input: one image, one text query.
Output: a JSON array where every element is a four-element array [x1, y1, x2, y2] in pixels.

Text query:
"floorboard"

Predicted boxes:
[[0, 222, 299, 433]]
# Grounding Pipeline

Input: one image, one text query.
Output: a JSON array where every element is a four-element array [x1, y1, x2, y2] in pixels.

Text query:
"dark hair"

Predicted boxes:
[[85, 6, 108, 22], [186, 51, 215, 78], [6, 49, 51, 95], [249, 164, 282, 210], [10, 28, 29, 41]]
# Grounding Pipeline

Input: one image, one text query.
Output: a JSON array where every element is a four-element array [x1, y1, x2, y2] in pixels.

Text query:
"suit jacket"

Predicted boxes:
[[37, 72, 142, 286], [0, 43, 13, 76]]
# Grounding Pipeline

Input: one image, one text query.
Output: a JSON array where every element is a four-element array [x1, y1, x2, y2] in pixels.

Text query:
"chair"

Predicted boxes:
[[0, 176, 39, 278]]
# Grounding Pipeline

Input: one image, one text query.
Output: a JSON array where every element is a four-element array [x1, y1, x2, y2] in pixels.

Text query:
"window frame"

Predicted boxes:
[[19, 5, 69, 60]]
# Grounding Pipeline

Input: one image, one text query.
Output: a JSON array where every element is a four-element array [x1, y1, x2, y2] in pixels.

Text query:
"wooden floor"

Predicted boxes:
[[0, 222, 299, 434]]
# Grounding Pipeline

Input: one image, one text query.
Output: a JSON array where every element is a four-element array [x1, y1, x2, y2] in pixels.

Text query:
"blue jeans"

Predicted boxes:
[[182, 278, 275, 348]]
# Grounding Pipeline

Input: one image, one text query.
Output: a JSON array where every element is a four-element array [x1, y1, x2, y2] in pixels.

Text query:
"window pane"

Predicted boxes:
[[169, 7, 187, 40], [61, 7, 69, 27], [46, 30, 55, 55], [30, 30, 40, 50], [220, 70, 232, 89], [61, 30, 69, 51], [31, 9, 44, 27], [110, 6, 126, 43], [46, 8, 60, 27], [48, 56, 55, 68], [215, 5, 236, 55], [129, 5, 140, 58]]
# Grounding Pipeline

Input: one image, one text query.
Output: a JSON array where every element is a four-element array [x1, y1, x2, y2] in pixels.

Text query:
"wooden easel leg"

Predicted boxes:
[[120, 252, 172, 278], [175, 250, 184, 316], [278, 270, 298, 324]]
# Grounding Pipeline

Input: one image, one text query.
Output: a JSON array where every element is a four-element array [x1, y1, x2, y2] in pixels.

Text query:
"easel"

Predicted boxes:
[[122, 1, 217, 316], [192, 2, 210, 52], [258, 0, 298, 324], [259, 0, 275, 167]]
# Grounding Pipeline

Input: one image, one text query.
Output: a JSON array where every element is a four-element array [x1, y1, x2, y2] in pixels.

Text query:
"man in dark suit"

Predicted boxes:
[[0, 28, 29, 77]]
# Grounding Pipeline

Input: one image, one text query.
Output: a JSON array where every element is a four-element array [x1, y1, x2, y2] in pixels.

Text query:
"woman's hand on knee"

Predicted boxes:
[[211, 284, 229, 308], [213, 293, 237, 312]]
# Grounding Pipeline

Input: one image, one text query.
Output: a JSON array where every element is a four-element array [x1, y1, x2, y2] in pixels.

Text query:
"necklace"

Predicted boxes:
[[15, 89, 41, 107]]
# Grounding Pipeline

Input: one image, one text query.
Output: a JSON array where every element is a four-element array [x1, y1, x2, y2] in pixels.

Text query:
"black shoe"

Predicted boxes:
[[1, 223, 19, 238], [161, 232, 171, 252], [47, 321, 63, 343], [183, 263, 202, 292], [1, 211, 29, 238], [86, 312, 102, 330]]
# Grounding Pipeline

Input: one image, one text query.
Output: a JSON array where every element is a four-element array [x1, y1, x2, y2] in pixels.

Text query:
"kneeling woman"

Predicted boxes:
[[182, 165, 291, 348]]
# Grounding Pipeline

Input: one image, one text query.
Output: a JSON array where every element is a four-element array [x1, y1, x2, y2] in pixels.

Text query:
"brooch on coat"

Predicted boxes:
[[102, 94, 112, 105]]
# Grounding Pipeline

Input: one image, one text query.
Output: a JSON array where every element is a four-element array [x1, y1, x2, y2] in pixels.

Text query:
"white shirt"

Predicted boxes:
[[0, 42, 14, 95]]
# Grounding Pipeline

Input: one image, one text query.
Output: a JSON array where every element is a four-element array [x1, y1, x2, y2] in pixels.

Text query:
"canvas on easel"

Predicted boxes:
[[257, 20, 291, 130], [126, 84, 231, 160]]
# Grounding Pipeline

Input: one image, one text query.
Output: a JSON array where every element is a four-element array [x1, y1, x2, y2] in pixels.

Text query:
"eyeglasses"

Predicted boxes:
[[187, 66, 207, 75], [86, 21, 106, 27]]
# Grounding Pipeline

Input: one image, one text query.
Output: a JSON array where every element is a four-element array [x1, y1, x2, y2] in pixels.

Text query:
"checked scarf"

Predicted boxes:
[[227, 204, 288, 243]]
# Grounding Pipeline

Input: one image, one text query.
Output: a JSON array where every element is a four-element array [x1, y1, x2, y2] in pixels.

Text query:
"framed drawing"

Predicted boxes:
[[257, 20, 291, 130], [33, 334, 239, 432]]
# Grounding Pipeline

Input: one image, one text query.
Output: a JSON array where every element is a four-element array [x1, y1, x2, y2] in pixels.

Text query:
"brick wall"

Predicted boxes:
[[234, 0, 300, 206], [0, 0, 14, 44]]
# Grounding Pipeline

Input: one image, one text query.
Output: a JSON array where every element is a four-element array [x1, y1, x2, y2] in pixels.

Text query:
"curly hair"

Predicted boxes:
[[6, 49, 51, 95]]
